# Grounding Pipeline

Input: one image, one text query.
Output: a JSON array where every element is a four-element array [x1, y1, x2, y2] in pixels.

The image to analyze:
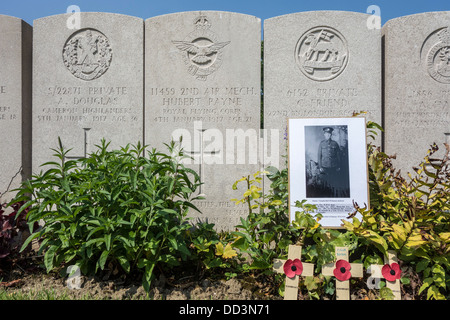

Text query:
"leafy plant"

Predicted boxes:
[[0, 200, 32, 260], [343, 139, 450, 299], [187, 222, 239, 275], [231, 171, 300, 272], [11, 138, 203, 292]]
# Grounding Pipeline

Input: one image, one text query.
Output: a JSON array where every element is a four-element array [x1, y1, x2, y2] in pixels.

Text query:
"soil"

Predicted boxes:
[[1, 272, 273, 300], [0, 255, 281, 300], [0, 253, 423, 300]]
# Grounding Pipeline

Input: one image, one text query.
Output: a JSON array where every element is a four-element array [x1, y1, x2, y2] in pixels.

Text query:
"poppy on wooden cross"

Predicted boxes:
[[321, 246, 363, 300], [368, 250, 402, 300], [273, 245, 314, 300]]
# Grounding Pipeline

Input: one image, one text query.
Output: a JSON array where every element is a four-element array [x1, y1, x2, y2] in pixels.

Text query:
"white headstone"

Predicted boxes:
[[32, 13, 144, 173], [145, 11, 261, 230], [0, 15, 32, 204], [264, 11, 382, 169], [383, 12, 450, 173]]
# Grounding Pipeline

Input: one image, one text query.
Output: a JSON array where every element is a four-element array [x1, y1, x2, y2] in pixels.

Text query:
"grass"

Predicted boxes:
[[0, 288, 99, 300]]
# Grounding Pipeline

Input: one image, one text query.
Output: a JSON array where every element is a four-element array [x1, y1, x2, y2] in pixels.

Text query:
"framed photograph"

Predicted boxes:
[[288, 117, 369, 228]]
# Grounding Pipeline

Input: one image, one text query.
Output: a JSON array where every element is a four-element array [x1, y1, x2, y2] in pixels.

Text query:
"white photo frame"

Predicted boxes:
[[288, 117, 369, 228]]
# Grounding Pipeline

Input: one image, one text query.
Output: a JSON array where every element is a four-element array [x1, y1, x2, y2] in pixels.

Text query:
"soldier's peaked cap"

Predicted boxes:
[[323, 127, 334, 133]]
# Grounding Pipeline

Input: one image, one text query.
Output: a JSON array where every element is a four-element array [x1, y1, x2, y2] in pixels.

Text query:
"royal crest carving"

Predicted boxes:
[[63, 28, 113, 81], [172, 15, 230, 81], [295, 26, 348, 81], [421, 27, 450, 84]]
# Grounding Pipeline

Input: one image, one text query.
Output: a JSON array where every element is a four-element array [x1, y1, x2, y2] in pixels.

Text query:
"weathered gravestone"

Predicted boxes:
[[0, 15, 32, 204], [145, 11, 261, 230], [32, 13, 143, 174], [383, 12, 450, 174], [264, 11, 382, 169]]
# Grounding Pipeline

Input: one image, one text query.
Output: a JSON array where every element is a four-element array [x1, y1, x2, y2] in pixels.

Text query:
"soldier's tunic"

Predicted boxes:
[[317, 138, 342, 197], [318, 138, 341, 170]]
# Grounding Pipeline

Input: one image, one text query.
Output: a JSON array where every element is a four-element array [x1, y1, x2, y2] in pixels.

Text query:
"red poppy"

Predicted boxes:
[[382, 263, 401, 281], [333, 259, 352, 281], [283, 259, 303, 278]]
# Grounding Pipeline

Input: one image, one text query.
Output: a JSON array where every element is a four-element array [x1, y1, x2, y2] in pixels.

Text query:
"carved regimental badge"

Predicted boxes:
[[295, 27, 348, 81], [172, 15, 230, 81], [63, 28, 112, 81], [422, 27, 450, 84]]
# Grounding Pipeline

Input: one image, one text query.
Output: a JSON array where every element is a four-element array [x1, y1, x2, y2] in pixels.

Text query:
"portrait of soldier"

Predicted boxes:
[[318, 127, 341, 176], [305, 125, 350, 198]]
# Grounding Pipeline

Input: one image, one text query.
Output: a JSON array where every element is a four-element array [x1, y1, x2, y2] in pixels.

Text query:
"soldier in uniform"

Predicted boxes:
[[317, 127, 341, 197]]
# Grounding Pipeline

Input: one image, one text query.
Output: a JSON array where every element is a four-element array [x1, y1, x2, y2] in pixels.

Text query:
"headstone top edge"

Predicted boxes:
[[382, 10, 450, 29], [145, 10, 261, 22], [33, 12, 144, 25], [264, 10, 373, 24], [0, 14, 30, 26]]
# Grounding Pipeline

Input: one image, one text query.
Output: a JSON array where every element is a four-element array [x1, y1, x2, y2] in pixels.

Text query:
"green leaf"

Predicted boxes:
[[117, 256, 130, 273], [400, 277, 410, 285], [249, 260, 271, 270], [20, 231, 42, 253], [427, 285, 446, 300], [44, 245, 58, 273], [168, 236, 178, 250], [416, 260, 429, 273], [98, 250, 109, 270], [379, 287, 395, 300], [86, 226, 105, 240], [104, 234, 112, 251], [431, 264, 446, 289], [419, 277, 434, 295]]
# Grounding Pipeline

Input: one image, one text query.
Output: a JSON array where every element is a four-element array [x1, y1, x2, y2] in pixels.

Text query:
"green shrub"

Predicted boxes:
[[229, 118, 449, 300], [344, 142, 450, 300], [12, 138, 202, 292]]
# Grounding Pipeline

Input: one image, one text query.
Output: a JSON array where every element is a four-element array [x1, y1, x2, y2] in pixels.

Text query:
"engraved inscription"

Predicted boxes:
[[295, 27, 348, 81], [150, 86, 257, 123], [421, 27, 450, 84], [394, 88, 450, 127], [0, 106, 17, 121], [36, 85, 137, 123], [172, 15, 230, 81], [63, 28, 113, 81], [265, 87, 366, 118], [0, 86, 18, 121]]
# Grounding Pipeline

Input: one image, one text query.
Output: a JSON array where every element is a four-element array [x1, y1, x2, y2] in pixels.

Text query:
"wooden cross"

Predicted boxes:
[[322, 246, 363, 300], [64, 127, 91, 161], [273, 245, 314, 300], [369, 250, 401, 300]]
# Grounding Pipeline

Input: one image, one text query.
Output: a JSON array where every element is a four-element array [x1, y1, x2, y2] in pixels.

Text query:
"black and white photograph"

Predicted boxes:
[[288, 117, 369, 228], [305, 125, 350, 198]]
